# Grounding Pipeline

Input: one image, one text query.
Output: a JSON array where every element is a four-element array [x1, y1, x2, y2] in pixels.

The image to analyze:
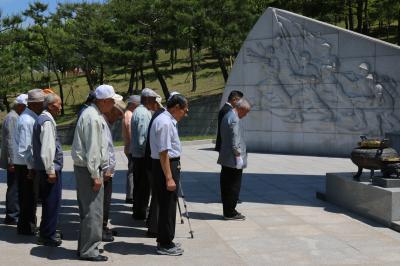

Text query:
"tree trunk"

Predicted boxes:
[[128, 65, 136, 95], [170, 49, 174, 71], [363, 0, 369, 34], [151, 47, 170, 100], [53, 68, 65, 116], [99, 63, 104, 85], [345, 15, 349, 29], [356, 0, 363, 33], [397, 9, 400, 45], [135, 69, 139, 93], [217, 53, 229, 82], [84, 66, 95, 91], [348, 0, 354, 31], [2, 93, 10, 113], [140, 64, 145, 89], [189, 42, 197, 92]]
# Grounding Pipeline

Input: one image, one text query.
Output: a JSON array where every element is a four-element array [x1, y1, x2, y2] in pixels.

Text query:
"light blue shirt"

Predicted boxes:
[[13, 108, 38, 169], [130, 104, 151, 158], [150, 111, 181, 160], [103, 120, 116, 175]]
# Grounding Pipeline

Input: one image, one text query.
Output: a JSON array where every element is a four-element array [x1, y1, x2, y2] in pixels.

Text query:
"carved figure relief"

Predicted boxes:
[[244, 9, 400, 137]]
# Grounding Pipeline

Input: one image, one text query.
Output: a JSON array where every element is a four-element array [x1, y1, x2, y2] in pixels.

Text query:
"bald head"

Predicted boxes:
[[44, 93, 62, 117]]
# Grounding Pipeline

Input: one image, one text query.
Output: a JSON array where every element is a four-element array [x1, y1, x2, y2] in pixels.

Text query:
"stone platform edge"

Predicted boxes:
[[317, 172, 400, 232]]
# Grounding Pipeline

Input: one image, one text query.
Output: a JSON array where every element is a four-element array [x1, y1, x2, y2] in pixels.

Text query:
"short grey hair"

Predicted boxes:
[[236, 98, 251, 111], [43, 93, 59, 109]]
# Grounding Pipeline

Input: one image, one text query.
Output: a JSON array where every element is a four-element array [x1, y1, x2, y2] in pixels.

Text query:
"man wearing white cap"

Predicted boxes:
[[72, 84, 115, 262], [130, 88, 159, 220], [122, 95, 140, 204], [102, 94, 125, 243], [1, 94, 27, 224], [14, 89, 45, 235]]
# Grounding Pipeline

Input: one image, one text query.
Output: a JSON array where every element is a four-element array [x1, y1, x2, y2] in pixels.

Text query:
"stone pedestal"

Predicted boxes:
[[325, 172, 400, 226], [372, 176, 400, 188]]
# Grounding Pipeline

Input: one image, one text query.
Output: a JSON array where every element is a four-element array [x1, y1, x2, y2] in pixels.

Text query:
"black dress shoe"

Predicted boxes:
[[125, 198, 134, 204], [37, 236, 62, 247], [79, 255, 108, 262], [146, 231, 158, 238], [102, 233, 114, 242]]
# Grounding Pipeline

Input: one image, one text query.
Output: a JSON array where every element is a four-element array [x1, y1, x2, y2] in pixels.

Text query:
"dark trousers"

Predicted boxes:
[[38, 170, 62, 239], [146, 168, 159, 234], [103, 178, 112, 228], [126, 155, 134, 200], [15, 164, 38, 234], [132, 157, 150, 219], [153, 159, 180, 247], [5, 169, 19, 221], [220, 166, 243, 217]]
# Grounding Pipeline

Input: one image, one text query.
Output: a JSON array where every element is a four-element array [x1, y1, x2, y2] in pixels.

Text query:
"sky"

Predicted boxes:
[[0, 0, 103, 17]]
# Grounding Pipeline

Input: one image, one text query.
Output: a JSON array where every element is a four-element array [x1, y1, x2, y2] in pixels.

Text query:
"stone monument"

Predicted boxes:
[[223, 7, 400, 156]]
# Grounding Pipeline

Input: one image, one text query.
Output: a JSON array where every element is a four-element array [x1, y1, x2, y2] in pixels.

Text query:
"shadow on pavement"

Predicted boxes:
[[30, 246, 78, 261], [0, 224, 36, 244], [104, 241, 156, 255]]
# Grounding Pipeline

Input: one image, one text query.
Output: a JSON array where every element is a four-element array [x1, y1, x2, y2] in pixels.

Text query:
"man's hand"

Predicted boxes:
[[7, 164, 15, 173], [28, 169, 35, 179], [92, 177, 102, 192], [236, 156, 244, 169], [47, 173, 57, 184], [103, 171, 112, 182], [166, 178, 176, 192]]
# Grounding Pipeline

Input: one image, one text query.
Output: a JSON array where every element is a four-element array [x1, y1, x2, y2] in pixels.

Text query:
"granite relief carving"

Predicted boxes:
[[223, 8, 400, 156]]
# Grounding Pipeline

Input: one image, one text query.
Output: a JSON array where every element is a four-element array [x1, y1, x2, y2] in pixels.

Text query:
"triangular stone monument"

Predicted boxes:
[[223, 7, 400, 156]]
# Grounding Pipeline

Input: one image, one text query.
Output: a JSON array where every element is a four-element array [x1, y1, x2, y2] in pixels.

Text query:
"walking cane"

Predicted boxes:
[[179, 181, 194, 239], [177, 195, 184, 224]]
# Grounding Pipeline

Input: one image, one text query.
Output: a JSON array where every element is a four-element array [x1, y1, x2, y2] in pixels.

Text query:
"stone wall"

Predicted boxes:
[[223, 7, 400, 156], [55, 94, 221, 145]]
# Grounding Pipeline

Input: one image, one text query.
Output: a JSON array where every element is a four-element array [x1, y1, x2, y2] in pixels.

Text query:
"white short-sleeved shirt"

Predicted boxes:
[[149, 111, 181, 159]]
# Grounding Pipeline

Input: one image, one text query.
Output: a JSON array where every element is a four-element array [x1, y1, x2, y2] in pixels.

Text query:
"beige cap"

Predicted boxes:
[[28, 89, 45, 103]]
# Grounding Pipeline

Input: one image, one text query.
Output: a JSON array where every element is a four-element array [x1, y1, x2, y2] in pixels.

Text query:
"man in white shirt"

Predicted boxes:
[[0, 94, 27, 224], [32, 93, 63, 246], [14, 89, 44, 235], [149, 93, 188, 256], [72, 84, 115, 262]]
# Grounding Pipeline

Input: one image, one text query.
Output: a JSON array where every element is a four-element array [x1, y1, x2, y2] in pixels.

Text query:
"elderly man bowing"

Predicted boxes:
[[1, 94, 27, 224], [130, 88, 159, 220], [14, 89, 45, 235], [218, 98, 251, 220], [150, 93, 189, 256], [32, 93, 63, 247], [102, 95, 125, 242], [72, 85, 115, 262]]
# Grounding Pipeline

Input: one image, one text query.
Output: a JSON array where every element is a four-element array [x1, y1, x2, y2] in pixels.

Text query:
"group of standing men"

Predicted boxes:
[[1, 85, 249, 260], [1, 84, 189, 260], [1, 88, 64, 247]]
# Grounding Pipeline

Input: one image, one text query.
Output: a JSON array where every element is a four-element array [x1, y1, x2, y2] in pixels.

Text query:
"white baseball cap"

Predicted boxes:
[[95, 84, 115, 99], [15, 94, 28, 105]]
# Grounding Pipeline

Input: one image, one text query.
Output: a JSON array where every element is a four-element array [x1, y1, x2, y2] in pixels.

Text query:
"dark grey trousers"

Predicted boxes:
[[5, 169, 19, 221], [74, 166, 104, 258]]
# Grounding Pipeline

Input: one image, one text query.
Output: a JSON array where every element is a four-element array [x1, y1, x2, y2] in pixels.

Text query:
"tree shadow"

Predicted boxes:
[[103, 241, 156, 255]]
